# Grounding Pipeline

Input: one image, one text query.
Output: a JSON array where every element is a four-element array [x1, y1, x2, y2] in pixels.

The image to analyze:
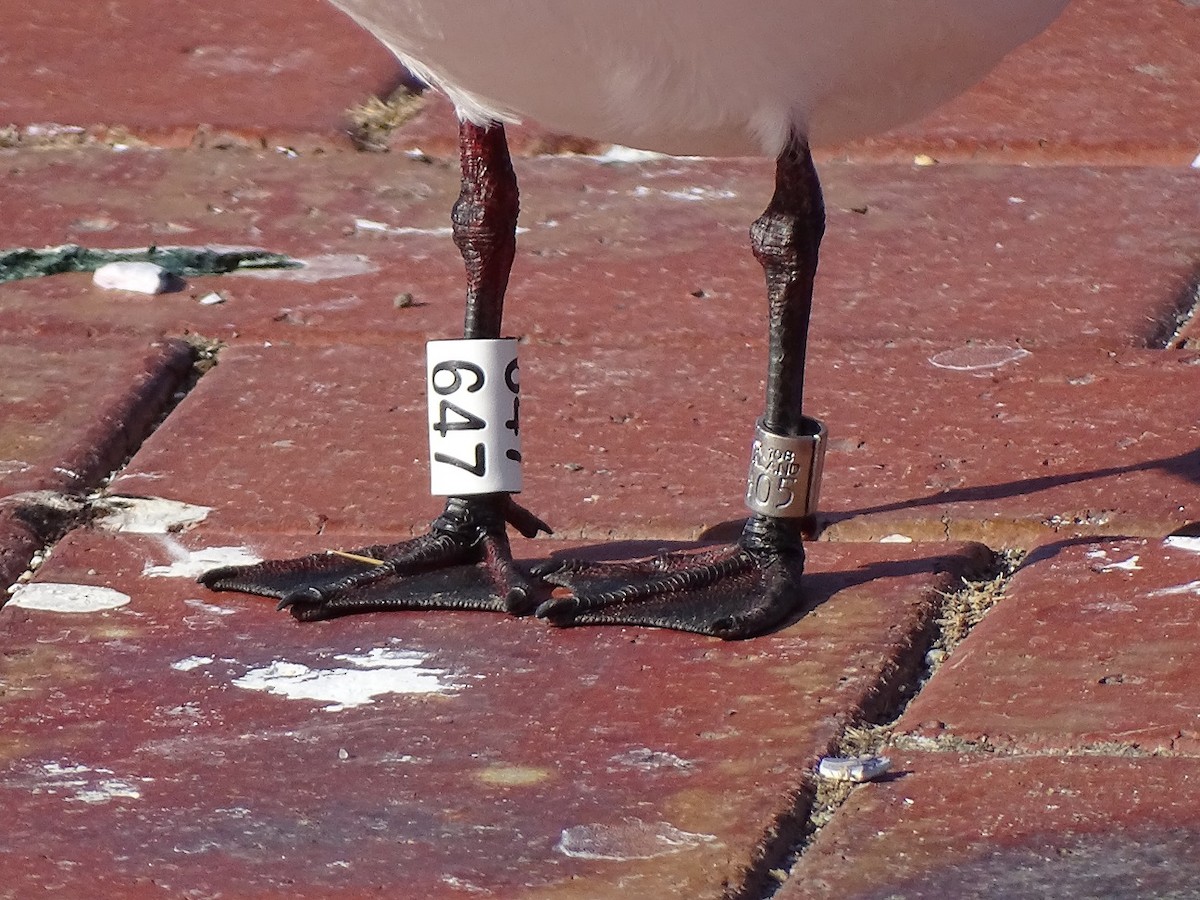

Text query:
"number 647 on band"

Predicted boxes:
[[425, 338, 523, 496]]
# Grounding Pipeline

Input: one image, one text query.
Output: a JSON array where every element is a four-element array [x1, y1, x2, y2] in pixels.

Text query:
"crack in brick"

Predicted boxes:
[[1, 339, 218, 596], [754, 546, 1021, 899], [1158, 266, 1200, 350], [889, 732, 1181, 759]]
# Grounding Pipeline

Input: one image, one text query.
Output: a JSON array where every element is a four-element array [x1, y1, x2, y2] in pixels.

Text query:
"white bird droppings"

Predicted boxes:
[[7, 583, 131, 613], [95, 496, 212, 533], [593, 144, 671, 163], [171, 655, 215, 672], [817, 755, 893, 782], [143, 546, 262, 579], [556, 820, 718, 860], [34, 762, 146, 804], [929, 345, 1031, 371], [1097, 555, 1143, 572], [231, 648, 460, 711], [878, 533, 914, 544], [1149, 580, 1200, 599], [93, 261, 171, 294], [1165, 536, 1200, 553]]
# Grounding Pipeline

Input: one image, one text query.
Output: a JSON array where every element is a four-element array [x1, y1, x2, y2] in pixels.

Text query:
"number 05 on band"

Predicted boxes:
[[426, 338, 523, 496]]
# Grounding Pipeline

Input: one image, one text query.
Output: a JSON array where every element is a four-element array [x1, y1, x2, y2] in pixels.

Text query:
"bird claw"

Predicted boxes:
[[276, 586, 323, 612]]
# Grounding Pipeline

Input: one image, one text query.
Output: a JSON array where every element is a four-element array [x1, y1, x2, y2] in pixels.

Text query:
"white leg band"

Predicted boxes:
[[426, 338, 522, 495]]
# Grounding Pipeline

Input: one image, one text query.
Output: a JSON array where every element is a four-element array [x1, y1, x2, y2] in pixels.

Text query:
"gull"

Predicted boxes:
[[203, 0, 1070, 638]]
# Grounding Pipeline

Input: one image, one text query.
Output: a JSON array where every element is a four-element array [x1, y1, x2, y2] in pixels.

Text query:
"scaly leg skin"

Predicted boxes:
[[533, 135, 826, 640], [201, 120, 553, 621]]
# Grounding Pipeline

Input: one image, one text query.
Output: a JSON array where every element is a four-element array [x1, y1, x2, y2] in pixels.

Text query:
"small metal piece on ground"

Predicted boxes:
[[816, 755, 892, 783]]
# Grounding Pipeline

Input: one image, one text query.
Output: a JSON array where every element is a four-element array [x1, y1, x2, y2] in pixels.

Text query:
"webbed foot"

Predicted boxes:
[[199, 494, 550, 621], [531, 515, 806, 639]]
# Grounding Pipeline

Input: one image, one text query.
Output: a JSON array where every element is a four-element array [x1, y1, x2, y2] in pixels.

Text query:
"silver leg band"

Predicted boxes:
[[744, 416, 827, 519]]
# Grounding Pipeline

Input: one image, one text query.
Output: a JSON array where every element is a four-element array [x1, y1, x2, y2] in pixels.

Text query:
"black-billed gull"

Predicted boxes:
[[204, 0, 1070, 638]]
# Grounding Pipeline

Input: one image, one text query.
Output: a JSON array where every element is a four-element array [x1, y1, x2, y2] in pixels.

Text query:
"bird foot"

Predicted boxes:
[[531, 515, 806, 639], [199, 494, 550, 621]]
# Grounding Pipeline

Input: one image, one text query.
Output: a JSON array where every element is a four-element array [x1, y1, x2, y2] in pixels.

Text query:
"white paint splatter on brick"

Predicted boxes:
[[171, 656, 215, 672], [1165, 536, 1200, 553], [1149, 580, 1200, 599], [1097, 555, 1143, 572], [96, 496, 212, 533], [28, 762, 150, 804], [143, 545, 262, 579], [231, 648, 460, 711], [7, 583, 131, 613]]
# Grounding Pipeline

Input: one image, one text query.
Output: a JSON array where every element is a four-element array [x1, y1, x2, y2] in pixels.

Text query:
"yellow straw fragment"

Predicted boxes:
[[325, 549, 386, 566]]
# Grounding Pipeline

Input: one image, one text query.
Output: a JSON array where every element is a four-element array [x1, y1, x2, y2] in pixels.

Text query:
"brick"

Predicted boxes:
[[2, 152, 1195, 348], [0, 530, 982, 897], [812, 346, 1200, 544], [0, 0, 401, 148], [109, 339, 1200, 545], [896, 537, 1200, 754], [839, 0, 1200, 164], [782, 752, 1200, 899], [0, 334, 192, 499]]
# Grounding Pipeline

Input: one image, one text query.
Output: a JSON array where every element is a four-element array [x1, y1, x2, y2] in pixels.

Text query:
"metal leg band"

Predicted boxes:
[[744, 416, 827, 519]]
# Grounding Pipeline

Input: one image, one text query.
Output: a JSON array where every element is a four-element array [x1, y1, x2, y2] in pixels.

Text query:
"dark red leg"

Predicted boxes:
[[201, 121, 550, 620], [533, 136, 825, 639]]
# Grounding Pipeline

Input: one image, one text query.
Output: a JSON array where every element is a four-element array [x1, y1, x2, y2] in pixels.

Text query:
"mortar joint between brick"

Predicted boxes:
[[1, 338, 223, 598], [1151, 265, 1200, 350], [755, 545, 1024, 899]]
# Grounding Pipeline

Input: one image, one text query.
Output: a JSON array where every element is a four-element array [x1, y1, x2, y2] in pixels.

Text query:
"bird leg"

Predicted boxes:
[[201, 120, 551, 620], [534, 135, 826, 639]]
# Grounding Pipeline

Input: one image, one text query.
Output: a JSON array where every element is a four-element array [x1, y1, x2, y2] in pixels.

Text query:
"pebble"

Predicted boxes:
[[92, 261, 170, 294]]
